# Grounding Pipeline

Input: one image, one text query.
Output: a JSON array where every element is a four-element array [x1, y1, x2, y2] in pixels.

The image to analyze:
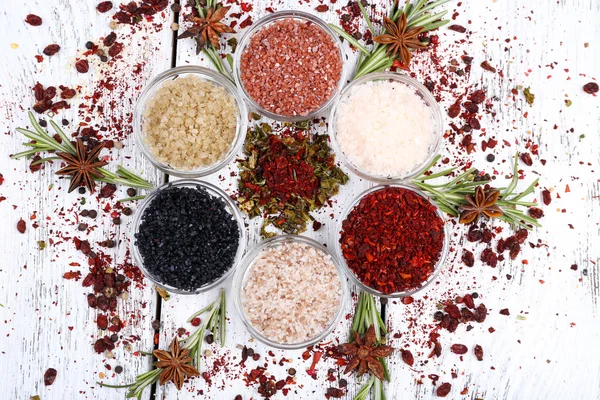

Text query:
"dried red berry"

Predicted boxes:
[[463, 101, 479, 113], [97, 314, 109, 330], [97, 1, 114, 13], [43, 44, 61, 56], [33, 82, 44, 101], [528, 207, 544, 219], [100, 184, 117, 198], [326, 388, 344, 398], [520, 152, 533, 166], [462, 294, 475, 309], [44, 368, 57, 386], [469, 117, 481, 130], [480, 248, 497, 268], [436, 382, 452, 397], [33, 100, 52, 114], [43, 86, 57, 100], [474, 344, 483, 361], [401, 349, 414, 366], [448, 103, 460, 118], [17, 218, 26, 234], [480, 61, 497, 73], [474, 303, 488, 323], [542, 189, 552, 205], [103, 32, 117, 47], [445, 304, 461, 319], [471, 90, 485, 104], [97, 295, 109, 311], [451, 344, 468, 355], [499, 308, 510, 316], [87, 293, 97, 308], [467, 229, 483, 242], [448, 24, 466, 33], [60, 87, 77, 99], [315, 5, 329, 12], [583, 82, 599, 94], [191, 317, 201, 327], [75, 59, 89, 73], [509, 243, 521, 260], [461, 250, 474, 267], [461, 307, 475, 321], [108, 42, 123, 57], [94, 338, 106, 353], [25, 14, 43, 26]]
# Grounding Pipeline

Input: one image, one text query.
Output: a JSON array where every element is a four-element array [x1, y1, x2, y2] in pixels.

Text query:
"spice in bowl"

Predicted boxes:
[[334, 77, 439, 179], [239, 16, 343, 117], [142, 74, 238, 171], [339, 186, 445, 295], [135, 184, 241, 292], [241, 241, 342, 345]]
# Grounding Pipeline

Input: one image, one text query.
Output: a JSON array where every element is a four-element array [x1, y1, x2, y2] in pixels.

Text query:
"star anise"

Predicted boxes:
[[153, 337, 200, 390], [338, 325, 394, 382], [459, 186, 503, 224], [177, 6, 235, 54], [373, 13, 427, 66], [55, 139, 107, 193]]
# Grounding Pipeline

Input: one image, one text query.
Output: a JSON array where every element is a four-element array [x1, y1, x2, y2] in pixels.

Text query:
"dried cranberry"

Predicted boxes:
[[445, 304, 461, 319], [33, 82, 44, 101], [108, 42, 123, 57], [499, 308, 510, 316], [462, 294, 475, 309], [33, 100, 52, 114], [448, 103, 460, 118], [103, 32, 117, 47], [450, 344, 468, 354], [461, 307, 475, 321], [481, 229, 493, 243], [315, 4, 329, 12], [100, 184, 117, 198], [520, 152, 533, 166], [87, 294, 97, 308], [480, 248, 498, 268], [44, 368, 57, 386], [509, 243, 521, 260], [43, 86, 57, 100], [326, 388, 344, 398], [467, 229, 483, 242], [191, 317, 201, 327], [514, 228, 528, 244], [17, 218, 26, 234], [97, 314, 109, 330], [542, 189, 552, 205], [470, 90, 486, 104], [461, 250, 474, 267], [528, 207, 544, 219], [104, 273, 115, 287], [97, 1, 113, 13], [25, 14, 43, 26], [496, 238, 506, 253], [80, 240, 91, 255], [474, 344, 484, 361], [475, 303, 488, 323], [469, 117, 481, 130], [75, 59, 89, 73], [97, 295, 109, 311], [60, 87, 77, 99], [480, 61, 497, 73], [109, 297, 118, 311], [436, 382, 451, 397], [463, 101, 479, 113], [401, 349, 414, 366], [448, 24, 466, 33], [583, 82, 599, 94], [43, 44, 61, 56]]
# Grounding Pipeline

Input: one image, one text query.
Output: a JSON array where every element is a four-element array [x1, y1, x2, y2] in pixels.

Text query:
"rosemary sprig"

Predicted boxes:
[[351, 292, 389, 400], [12, 112, 154, 193], [412, 154, 541, 230], [330, 0, 451, 79], [99, 289, 227, 398]]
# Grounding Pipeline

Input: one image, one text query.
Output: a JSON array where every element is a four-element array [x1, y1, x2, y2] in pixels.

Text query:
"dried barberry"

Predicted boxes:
[[108, 42, 123, 57], [103, 32, 117, 47], [542, 189, 552, 205], [450, 344, 468, 355], [583, 82, 599, 94], [436, 382, 451, 397], [17, 218, 26, 234], [471, 90, 486, 104], [25, 14, 43, 26], [520, 152, 533, 166], [44, 368, 57, 386], [97, 1, 113, 13], [474, 345, 483, 361], [75, 59, 89, 73], [448, 103, 460, 118], [480, 61, 497, 73], [461, 250, 474, 267], [43, 44, 61, 56], [528, 207, 544, 219], [463, 101, 479, 113], [448, 24, 466, 33]]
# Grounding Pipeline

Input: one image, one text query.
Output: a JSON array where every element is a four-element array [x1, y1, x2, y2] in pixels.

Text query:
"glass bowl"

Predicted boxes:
[[233, 11, 346, 122], [131, 179, 247, 295], [133, 66, 248, 178], [334, 184, 449, 298], [328, 72, 443, 183], [232, 235, 349, 349]]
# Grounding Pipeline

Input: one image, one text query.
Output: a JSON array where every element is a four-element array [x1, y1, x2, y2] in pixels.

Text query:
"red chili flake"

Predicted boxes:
[[528, 207, 544, 219], [75, 59, 89, 73], [400, 349, 414, 366], [97, 1, 113, 13], [436, 382, 452, 397], [448, 24, 466, 33], [103, 32, 117, 47], [450, 344, 468, 355], [25, 14, 43, 26], [44, 368, 57, 386], [583, 82, 599, 94], [447, 103, 460, 118], [17, 218, 26, 234], [240, 16, 253, 29], [520, 152, 533, 166], [108, 42, 123, 57], [480, 61, 497, 73], [43, 44, 61, 56], [542, 189, 552, 205], [316, 5, 330, 12], [241, 2, 253, 12], [340, 187, 445, 294], [461, 250, 474, 267], [474, 344, 483, 361], [0, 173, 4, 186]]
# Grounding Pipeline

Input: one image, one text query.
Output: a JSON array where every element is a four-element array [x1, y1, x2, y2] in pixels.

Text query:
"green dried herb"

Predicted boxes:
[[237, 123, 348, 237], [523, 87, 535, 106]]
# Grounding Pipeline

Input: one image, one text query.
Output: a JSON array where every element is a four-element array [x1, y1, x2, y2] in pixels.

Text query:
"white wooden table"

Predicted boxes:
[[0, 1, 599, 399]]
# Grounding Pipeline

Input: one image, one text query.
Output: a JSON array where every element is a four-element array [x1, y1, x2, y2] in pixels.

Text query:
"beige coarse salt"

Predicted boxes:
[[241, 242, 342, 344], [142, 74, 237, 171]]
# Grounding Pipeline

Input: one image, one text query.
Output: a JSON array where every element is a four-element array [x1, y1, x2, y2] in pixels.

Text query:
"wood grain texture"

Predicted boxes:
[[0, 0, 599, 399]]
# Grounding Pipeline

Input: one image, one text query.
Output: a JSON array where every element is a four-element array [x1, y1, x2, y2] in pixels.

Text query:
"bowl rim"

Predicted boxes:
[[334, 184, 449, 298], [231, 234, 349, 349], [131, 179, 247, 295], [233, 10, 346, 122], [328, 71, 443, 183], [133, 65, 248, 178]]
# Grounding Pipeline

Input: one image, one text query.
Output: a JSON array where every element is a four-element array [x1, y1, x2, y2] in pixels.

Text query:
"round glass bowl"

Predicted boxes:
[[334, 184, 449, 298], [232, 235, 348, 349], [134, 66, 248, 178], [233, 11, 346, 122], [131, 179, 247, 295], [328, 72, 443, 183]]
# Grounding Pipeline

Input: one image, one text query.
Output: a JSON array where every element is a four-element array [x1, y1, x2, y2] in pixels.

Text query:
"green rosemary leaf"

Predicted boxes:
[[354, 376, 375, 400], [357, 1, 375, 35]]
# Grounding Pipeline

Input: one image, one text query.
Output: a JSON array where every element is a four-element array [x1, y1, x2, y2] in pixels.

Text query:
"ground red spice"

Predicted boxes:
[[340, 187, 445, 294]]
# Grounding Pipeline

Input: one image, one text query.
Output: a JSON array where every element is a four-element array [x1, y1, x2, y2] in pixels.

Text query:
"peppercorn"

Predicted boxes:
[[252, 353, 260, 361], [339, 378, 347, 387], [78, 187, 86, 194], [62, 119, 69, 126], [78, 223, 88, 231], [112, 217, 121, 225], [110, 334, 118, 342], [38, 119, 47, 127], [126, 188, 137, 197], [80, 209, 90, 217], [205, 334, 214, 345], [89, 210, 98, 219], [85, 41, 94, 49], [486, 154, 495, 162], [122, 207, 133, 216], [115, 366, 123, 374], [433, 311, 444, 321], [100, 56, 108, 62], [288, 368, 296, 376]]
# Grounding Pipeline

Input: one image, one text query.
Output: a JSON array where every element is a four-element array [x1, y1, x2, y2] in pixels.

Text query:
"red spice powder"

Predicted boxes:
[[340, 187, 445, 294]]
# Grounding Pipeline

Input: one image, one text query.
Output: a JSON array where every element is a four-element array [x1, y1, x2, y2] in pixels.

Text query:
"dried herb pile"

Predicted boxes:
[[237, 123, 348, 236]]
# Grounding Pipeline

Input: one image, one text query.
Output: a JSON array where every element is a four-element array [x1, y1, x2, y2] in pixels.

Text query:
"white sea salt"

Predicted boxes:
[[336, 80, 437, 178]]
